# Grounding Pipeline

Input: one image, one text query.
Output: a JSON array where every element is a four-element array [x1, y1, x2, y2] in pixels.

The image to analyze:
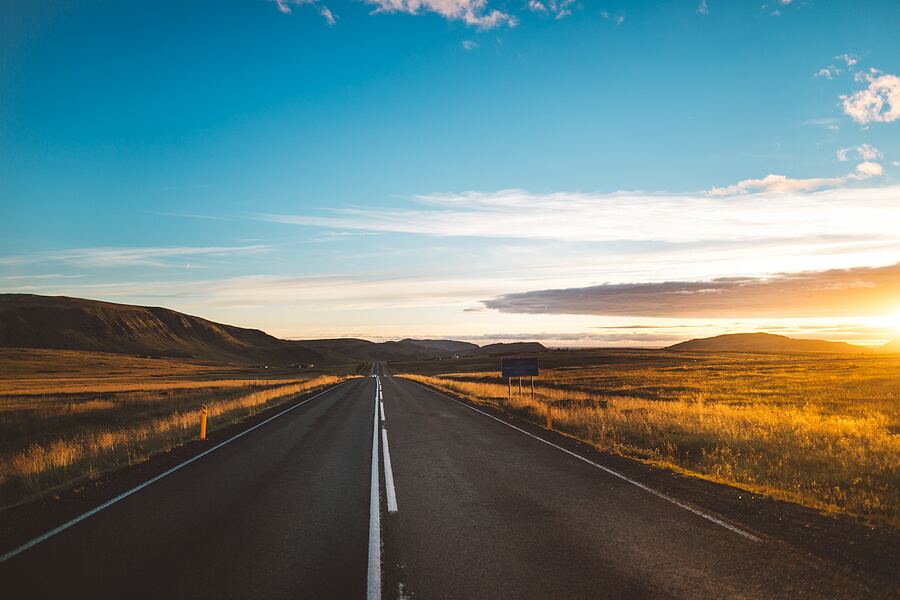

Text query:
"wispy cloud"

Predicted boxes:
[[269, 0, 747, 29], [800, 116, 840, 132], [258, 185, 900, 247], [0, 245, 269, 268], [835, 53, 859, 68], [599, 10, 625, 26], [0, 272, 510, 313], [761, 0, 797, 16], [0, 273, 85, 281], [482, 262, 900, 319], [815, 54, 863, 83], [364, 0, 516, 29], [274, 0, 336, 24], [707, 161, 882, 195], [814, 67, 840, 80], [813, 54, 860, 80], [528, 0, 575, 19], [453, 331, 688, 346], [591, 324, 705, 330], [319, 5, 336, 25], [836, 144, 882, 162]]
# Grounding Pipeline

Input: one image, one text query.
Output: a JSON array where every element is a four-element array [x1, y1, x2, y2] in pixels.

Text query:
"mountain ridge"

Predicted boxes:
[[667, 332, 876, 354], [0, 294, 545, 365]]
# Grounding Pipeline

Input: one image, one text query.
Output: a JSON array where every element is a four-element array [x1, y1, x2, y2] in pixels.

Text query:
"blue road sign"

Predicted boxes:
[[501, 358, 539, 378]]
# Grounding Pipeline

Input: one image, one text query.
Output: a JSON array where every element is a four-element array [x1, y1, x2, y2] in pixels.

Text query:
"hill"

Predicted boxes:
[[0, 294, 299, 364], [667, 332, 871, 354], [0, 294, 543, 364], [476, 342, 547, 355], [395, 339, 480, 354], [880, 338, 900, 353]]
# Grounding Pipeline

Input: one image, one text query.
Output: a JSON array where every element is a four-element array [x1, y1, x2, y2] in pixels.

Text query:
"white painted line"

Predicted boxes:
[[382, 429, 398, 513], [366, 377, 382, 600], [380, 401, 385, 422], [409, 381, 761, 543], [0, 379, 354, 563]]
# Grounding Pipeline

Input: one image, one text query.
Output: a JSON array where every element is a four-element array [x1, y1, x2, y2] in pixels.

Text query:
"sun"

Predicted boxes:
[[877, 312, 900, 333]]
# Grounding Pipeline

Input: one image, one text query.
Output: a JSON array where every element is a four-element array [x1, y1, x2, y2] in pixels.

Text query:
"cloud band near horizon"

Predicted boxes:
[[481, 263, 900, 319]]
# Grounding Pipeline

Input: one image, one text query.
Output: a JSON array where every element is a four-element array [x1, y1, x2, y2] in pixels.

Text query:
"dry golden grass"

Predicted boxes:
[[0, 377, 344, 503], [0, 376, 348, 508], [0, 349, 357, 509], [1, 378, 301, 397], [0, 348, 330, 396], [399, 353, 900, 525]]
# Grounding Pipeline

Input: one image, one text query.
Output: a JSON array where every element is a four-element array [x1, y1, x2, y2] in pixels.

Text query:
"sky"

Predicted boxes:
[[2, 0, 900, 347]]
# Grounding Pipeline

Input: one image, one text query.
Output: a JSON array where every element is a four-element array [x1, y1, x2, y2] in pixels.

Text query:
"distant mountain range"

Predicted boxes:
[[3, 295, 897, 361], [667, 332, 896, 354], [0, 294, 545, 365]]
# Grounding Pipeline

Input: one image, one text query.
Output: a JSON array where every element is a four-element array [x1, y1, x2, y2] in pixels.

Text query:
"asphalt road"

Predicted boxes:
[[1, 378, 374, 599], [379, 376, 878, 600], [0, 367, 887, 599]]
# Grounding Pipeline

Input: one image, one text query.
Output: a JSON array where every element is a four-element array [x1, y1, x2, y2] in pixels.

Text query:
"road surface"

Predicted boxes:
[[0, 366, 887, 599]]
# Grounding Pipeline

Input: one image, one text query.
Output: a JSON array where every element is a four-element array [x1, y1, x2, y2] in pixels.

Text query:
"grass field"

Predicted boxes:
[[396, 349, 900, 525], [0, 349, 361, 509]]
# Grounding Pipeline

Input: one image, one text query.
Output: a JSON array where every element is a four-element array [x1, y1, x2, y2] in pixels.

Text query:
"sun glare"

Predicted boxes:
[[876, 312, 900, 333]]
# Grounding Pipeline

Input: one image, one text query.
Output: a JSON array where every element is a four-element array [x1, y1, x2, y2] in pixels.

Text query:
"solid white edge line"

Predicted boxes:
[[367, 377, 382, 600], [381, 429, 398, 513], [0, 379, 354, 563], [408, 380, 761, 543]]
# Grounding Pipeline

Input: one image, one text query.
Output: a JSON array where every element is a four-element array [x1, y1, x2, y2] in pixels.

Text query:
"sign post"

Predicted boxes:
[[501, 358, 539, 407]]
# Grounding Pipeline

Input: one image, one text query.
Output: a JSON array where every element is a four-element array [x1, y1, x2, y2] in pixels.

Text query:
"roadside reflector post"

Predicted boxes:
[[546, 403, 553, 430], [200, 404, 209, 440], [507, 377, 511, 405], [531, 376, 535, 403]]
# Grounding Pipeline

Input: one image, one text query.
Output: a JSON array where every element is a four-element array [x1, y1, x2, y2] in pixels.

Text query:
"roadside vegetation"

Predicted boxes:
[[399, 351, 900, 525], [0, 349, 354, 509]]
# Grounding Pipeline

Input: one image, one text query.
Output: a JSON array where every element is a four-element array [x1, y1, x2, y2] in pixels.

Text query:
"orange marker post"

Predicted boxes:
[[200, 404, 209, 440], [546, 403, 553, 430]]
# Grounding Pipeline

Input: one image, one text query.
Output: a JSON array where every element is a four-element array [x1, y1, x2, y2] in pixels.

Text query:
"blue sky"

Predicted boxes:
[[2, 0, 900, 346]]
